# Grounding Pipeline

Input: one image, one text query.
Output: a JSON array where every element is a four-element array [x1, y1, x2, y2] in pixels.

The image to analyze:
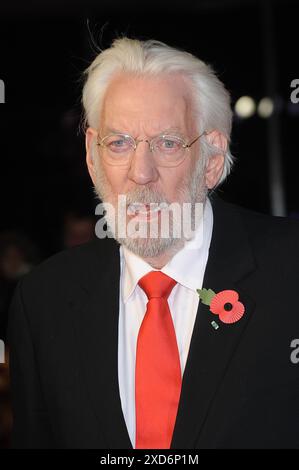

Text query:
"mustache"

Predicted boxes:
[[124, 186, 170, 206]]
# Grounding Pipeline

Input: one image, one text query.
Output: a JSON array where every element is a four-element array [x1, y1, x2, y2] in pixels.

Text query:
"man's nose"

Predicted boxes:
[[127, 141, 159, 185]]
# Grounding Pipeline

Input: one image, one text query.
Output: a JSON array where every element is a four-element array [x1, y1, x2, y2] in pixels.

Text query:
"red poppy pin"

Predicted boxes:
[[197, 288, 245, 329]]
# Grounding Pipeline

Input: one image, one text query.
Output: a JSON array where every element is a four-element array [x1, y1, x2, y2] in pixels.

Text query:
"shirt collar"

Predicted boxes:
[[120, 197, 213, 303]]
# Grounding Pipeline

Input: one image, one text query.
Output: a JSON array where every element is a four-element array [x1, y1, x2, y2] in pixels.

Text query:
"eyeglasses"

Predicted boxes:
[[96, 130, 207, 167]]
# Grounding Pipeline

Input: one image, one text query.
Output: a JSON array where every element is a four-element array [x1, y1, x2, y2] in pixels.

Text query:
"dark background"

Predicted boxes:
[[0, 0, 298, 448]]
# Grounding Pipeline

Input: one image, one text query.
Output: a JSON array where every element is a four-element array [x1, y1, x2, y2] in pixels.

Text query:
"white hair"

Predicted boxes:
[[82, 37, 234, 186]]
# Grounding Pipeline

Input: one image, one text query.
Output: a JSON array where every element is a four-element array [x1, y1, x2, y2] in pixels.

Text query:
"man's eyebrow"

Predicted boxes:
[[102, 127, 125, 134], [103, 126, 185, 136]]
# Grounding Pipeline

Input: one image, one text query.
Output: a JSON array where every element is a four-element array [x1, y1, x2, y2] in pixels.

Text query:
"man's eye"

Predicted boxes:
[[107, 138, 131, 152], [110, 139, 126, 147], [164, 140, 176, 148], [158, 138, 181, 151]]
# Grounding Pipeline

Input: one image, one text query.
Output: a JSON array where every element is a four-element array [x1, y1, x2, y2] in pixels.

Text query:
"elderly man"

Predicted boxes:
[[8, 37, 299, 449]]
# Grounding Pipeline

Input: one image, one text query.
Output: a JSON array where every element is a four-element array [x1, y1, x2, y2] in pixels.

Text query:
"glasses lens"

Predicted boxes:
[[99, 134, 135, 166], [153, 135, 185, 166], [103, 134, 134, 153]]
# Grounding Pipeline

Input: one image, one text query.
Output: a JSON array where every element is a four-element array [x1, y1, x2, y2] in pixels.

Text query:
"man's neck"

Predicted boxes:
[[142, 239, 185, 269]]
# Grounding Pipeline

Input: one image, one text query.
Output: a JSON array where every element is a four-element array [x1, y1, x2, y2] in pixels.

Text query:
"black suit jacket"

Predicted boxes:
[[7, 195, 299, 449]]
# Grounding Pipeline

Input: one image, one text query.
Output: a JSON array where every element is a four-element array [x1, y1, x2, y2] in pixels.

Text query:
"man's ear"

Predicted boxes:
[[85, 127, 98, 186], [204, 130, 227, 189]]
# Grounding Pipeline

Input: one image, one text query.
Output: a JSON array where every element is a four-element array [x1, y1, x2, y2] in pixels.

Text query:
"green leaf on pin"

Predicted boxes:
[[196, 288, 216, 306]]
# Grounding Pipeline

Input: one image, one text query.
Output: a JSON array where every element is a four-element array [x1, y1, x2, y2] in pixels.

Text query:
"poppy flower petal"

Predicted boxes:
[[219, 301, 245, 324], [210, 290, 239, 315]]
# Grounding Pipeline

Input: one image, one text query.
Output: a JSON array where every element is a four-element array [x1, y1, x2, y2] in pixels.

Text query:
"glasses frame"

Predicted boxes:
[[97, 130, 207, 151], [95, 130, 208, 167]]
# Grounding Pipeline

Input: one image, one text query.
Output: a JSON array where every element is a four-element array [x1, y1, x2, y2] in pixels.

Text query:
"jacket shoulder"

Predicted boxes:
[[18, 237, 120, 297], [213, 195, 299, 238], [212, 196, 299, 262]]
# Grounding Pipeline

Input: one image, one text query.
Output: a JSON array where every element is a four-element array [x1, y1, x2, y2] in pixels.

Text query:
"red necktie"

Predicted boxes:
[[135, 270, 182, 449]]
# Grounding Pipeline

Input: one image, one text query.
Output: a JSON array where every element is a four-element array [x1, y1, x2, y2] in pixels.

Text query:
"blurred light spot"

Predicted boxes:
[[257, 97, 274, 118], [235, 96, 256, 118]]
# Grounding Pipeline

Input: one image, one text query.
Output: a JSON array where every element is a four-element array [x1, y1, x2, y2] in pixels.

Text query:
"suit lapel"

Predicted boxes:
[[70, 238, 133, 449], [171, 195, 257, 448]]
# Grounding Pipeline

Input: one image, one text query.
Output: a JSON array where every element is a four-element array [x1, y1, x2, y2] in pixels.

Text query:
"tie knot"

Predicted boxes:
[[138, 271, 177, 300]]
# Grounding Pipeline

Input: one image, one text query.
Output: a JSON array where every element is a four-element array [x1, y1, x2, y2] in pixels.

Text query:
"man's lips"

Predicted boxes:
[[127, 202, 168, 216]]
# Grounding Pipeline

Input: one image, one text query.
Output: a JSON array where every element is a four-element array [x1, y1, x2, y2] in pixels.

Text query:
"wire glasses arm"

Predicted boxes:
[[184, 131, 208, 149]]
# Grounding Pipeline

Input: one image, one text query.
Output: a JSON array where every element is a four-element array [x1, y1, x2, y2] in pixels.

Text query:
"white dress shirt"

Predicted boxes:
[[118, 198, 214, 448]]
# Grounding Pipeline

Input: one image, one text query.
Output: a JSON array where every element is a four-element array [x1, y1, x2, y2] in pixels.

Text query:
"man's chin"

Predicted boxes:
[[117, 235, 183, 259]]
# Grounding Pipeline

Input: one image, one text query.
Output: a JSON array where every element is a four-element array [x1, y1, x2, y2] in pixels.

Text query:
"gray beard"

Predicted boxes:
[[93, 154, 207, 258]]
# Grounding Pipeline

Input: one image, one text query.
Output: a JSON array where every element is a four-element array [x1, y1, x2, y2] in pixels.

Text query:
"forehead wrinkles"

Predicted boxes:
[[101, 99, 195, 138], [100, 74, 196, 135]]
